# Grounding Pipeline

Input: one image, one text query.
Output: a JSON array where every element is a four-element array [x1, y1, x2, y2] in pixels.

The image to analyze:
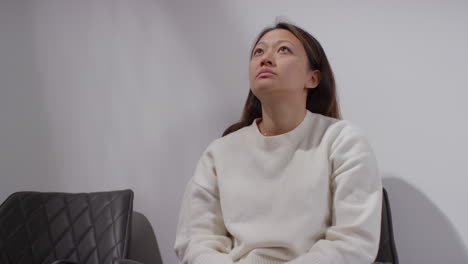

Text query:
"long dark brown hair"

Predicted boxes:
[[222, 21, 342, 137]]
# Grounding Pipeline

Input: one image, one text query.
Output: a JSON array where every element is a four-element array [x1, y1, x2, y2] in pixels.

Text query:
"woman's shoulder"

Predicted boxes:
[[200, 124, 251, 155], [310, 113, 371, 148]]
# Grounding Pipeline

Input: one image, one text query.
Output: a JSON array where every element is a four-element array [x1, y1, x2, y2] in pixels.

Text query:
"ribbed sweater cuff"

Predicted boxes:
[[193, 253, 234, 264]]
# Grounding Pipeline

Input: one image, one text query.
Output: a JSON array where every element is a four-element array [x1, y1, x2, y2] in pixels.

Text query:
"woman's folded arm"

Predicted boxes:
[[174, 150, 234, 264], [286, 123, 383, 264]]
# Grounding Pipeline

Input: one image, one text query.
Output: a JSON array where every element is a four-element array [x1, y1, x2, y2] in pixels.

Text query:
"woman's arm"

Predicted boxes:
[[174, 148, 234, 264], [287, 123, 383, 264]]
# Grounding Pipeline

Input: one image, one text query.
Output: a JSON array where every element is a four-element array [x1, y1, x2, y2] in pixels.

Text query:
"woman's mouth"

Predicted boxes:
[[257, 72, 274, 78]]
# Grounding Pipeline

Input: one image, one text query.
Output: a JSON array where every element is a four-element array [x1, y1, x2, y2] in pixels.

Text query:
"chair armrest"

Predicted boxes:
[[113, 259, 144, 264]]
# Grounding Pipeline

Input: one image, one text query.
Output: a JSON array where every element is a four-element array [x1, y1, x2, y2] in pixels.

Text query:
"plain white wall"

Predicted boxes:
[[1, 0, 467, 263]]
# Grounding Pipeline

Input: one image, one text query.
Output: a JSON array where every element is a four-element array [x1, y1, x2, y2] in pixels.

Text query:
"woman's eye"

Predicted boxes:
[[253, 46, 289, 56], [253, 48, 263, 56]]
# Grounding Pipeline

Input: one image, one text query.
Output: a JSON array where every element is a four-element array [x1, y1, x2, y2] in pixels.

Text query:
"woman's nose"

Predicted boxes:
[[261, 57, 273, 66], [260, 50, 275, 66]]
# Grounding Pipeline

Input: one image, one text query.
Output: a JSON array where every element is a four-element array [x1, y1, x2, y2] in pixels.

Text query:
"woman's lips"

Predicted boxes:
[[257, 72, 274, 78]]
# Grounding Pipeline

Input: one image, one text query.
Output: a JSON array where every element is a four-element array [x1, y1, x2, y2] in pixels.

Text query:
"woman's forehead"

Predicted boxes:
[[256, 29, 300, 46]]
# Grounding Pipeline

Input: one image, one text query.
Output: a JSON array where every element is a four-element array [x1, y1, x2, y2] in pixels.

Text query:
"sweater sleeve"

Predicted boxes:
[[286, 122, 383, 264], [174, 148, 234, 264]]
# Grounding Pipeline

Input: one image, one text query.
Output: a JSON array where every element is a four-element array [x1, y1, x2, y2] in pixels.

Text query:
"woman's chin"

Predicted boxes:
[[251, 85, 280, 97], [252, 82, 277, 90]]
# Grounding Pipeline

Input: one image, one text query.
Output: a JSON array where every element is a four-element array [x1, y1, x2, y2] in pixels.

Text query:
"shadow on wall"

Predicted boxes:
[[130, 211, 163, 264], [383, 175, 468, 263]]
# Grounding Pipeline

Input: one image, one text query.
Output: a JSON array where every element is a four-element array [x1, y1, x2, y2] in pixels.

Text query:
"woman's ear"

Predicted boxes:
[[305, 69, 321, 89]]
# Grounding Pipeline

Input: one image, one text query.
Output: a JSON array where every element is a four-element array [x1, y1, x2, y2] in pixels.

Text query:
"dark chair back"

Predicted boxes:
[[375, 188, 399, 264], [0, 190, 133, 264]]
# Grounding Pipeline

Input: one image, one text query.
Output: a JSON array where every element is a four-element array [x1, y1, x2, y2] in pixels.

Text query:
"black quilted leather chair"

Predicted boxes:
[[374, 188, 399, 264], [0, 189, 143, 264]]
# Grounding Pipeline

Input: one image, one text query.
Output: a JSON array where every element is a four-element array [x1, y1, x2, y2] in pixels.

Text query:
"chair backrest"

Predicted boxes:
[[0, 189, 133, 264], [375, 188, 399, 264]]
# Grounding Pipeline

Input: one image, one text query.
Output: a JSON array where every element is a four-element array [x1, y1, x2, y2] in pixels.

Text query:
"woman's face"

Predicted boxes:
[[249, 29, 316, 99]]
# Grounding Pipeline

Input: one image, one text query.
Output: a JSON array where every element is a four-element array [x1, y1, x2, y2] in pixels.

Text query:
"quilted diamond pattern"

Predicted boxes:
[[0, 190, 133, 264]]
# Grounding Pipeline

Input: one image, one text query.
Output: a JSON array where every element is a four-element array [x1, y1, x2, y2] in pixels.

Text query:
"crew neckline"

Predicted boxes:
[[250, 109, 313, 150]]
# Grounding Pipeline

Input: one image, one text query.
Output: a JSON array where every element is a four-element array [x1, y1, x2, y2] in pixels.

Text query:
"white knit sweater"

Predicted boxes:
[[174, 109, 382, 264]]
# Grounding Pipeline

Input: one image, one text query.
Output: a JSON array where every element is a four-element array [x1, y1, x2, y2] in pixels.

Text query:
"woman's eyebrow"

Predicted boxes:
[[256, 40, 296, 47]]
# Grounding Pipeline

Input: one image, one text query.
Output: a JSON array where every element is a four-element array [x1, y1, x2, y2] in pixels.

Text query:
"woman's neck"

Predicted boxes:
[[258, 107, 307, 136]]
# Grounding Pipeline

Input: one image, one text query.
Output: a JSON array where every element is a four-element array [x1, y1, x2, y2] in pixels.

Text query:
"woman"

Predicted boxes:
[[174, 21, 382, 264]]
